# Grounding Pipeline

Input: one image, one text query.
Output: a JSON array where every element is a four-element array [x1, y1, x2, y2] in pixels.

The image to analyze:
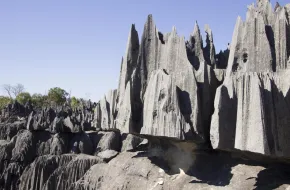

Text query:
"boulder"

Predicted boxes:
[[121, 134, 144, 152], [70, 133, 93, 155], [95, 131, 121, 153], [97, 150, 118, 162], [63, 116, 82, 133], [50, 133, 71, 155]]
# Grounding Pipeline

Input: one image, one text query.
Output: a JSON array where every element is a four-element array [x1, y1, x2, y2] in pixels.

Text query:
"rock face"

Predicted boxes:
[[95, 15, 224, 143], [27, 108, 56, 131], [226, 0, 289, 74], [211, 0, 290, 157], [116, 24, 139, 112], [131, 16, 204, 140], [141, 70, 190, 139], [95, 92, 116, 130], [211, 71, 290, 157], [115, 82, 132, 133], [186, 22, 222, 142]]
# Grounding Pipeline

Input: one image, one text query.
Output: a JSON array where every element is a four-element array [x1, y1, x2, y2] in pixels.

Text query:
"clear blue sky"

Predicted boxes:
[[0, 0, 288, 102]]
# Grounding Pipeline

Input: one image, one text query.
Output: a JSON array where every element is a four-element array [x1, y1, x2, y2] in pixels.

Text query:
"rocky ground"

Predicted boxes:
[[0, 101, 290, 190]]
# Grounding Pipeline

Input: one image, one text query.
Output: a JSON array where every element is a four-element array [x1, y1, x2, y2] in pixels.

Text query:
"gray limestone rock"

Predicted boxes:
[[203, 24, 216, 67], [11, 130, 36, 163], [226, 0, 290, 75], [19, 154, 75, 190], [2, 1, 290, 189], [50, 133, 71, 155], [115, 82, 132, 133], [137, 15, 202, 140], [121, 133, 144, 152], [95, 131, 121, 153], [105, 89, 117, 128], [213, 69, 225, 83], [50, 117, 64, 133], [0, 101, 28, 123], [97, 150, 118, 162], [141, 70, 190, 139], [0, 120, 26, 141], [63, 116, 82, 133], [99, 96, 111, 130], [69, 147, 290, 190], [42, 154, 103, 190], [211, 0, 290, 158], [0, 162, 24, 190], [187, 22, 221, 142], [116, 24, 139, 115], [92, 102, 101, 129], [186, 21, 205, 70], [26, 108, 56, 131], [70, 152, 162, 190], [211, 71, 290, 157], [70, 132, 93, 155]]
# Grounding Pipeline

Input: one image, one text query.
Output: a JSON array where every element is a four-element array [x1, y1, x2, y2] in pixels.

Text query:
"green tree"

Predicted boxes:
[[0, 96, 12, 110], [16, 92, 31, 105], [48, 87, 68, 106], [31, 93, 48, 108], [70, 96, 80, 108]]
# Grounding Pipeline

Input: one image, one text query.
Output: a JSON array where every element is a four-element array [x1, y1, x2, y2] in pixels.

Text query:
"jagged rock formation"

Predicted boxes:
[[137, 18, 203, 140], [225, 0, 289, 74], [204, 24, 216, 67], [211, 0, 290, 157], [2, 0, 290, 189], [141, 69, 190, 139], [107, 15, 224, 142], [115, 82, 132, 133]]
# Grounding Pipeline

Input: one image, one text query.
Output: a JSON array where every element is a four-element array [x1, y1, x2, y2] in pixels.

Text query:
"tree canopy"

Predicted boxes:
[[1, 84, 92, 109], [0, 96, 12, 110], [16, 92, 31, 105], [47, 87, 68, 106], [31, 93, 48, 108], [70, 96, 81, 108]]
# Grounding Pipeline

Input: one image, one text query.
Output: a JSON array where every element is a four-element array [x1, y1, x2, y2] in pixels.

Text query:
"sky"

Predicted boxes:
[[0, 0, 288, 102]]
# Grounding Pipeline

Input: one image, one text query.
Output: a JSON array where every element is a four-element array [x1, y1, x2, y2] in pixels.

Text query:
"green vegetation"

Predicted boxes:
[[47, 87, 68, 106], [1, 84, 92, 109], [16, 92, 31, 105], [71, 96, 81, 108], [0, 96, 12, 110], [31, 93, 48, 108]]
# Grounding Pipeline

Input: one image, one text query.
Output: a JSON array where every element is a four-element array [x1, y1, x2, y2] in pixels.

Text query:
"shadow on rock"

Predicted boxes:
[[131, 136, 290, 189], [253, 164, 290, 190]]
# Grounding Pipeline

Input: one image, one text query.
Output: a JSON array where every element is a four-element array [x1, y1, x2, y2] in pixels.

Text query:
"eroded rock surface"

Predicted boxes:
[[211, 0, 290, 158]]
